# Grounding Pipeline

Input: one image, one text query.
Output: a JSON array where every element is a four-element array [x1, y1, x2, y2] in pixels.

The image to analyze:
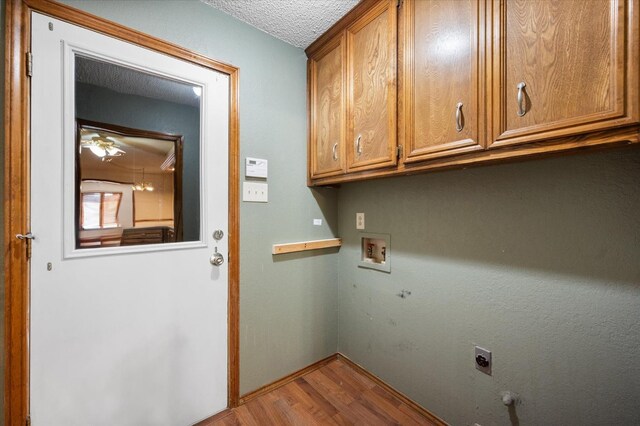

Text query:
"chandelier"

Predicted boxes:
[[132, 168, 154, 192]]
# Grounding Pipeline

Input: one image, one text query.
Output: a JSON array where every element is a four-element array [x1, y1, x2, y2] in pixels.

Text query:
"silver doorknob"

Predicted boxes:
[[16, 232, 35, 240], [210, 248, 224, 266]]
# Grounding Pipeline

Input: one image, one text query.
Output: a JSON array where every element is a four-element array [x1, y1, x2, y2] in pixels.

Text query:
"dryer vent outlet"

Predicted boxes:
[[475, 346, 491, 375]]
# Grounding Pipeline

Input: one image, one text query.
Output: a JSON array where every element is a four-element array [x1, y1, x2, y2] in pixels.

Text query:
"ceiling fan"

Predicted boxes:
[[80, 132, 126, 160]]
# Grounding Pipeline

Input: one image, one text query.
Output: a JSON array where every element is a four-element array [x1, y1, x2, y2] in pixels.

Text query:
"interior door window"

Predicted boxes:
[[73, 54, 202, 250]]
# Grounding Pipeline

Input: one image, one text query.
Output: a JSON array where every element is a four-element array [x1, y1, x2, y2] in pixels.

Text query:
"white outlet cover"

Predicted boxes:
[[356, 212, 365, 230], [243, 181, 268, 202], [313, 219, 322, 226]]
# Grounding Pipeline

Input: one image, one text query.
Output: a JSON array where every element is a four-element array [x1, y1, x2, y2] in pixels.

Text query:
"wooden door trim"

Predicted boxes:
[[4, 1, 31, 422], [3, 1, 241, 423]]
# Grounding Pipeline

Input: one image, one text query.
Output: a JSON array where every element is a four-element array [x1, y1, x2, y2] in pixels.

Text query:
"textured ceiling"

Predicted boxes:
[[76, 56, 200, 108], [201, 0, 361, 48]]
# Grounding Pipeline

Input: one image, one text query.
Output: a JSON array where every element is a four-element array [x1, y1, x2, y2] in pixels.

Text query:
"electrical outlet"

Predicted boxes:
[[475, 346, 492, 375], [313, 219, 322, 226], [356, 212, 365, 229]]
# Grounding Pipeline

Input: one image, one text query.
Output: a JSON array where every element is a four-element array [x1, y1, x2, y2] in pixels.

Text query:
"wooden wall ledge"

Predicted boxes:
[[272, 238, 342, 255]]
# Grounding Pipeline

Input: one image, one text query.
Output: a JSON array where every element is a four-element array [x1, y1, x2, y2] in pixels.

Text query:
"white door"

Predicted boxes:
[[30, 12, 229, 425]]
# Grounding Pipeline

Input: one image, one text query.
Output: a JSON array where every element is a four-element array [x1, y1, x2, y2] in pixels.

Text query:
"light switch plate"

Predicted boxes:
[[243, 182, 268, 202]]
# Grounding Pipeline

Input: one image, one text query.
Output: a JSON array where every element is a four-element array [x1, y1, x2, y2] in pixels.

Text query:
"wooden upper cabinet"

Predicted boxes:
[[308, 35, 346, 179], [306, 0, 640, 186], [400, 0, 483, 163], [346, 0, 397, 172], [489, 0, 639, 148]]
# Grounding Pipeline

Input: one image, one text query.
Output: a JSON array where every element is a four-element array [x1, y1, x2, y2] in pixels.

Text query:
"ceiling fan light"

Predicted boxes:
[[106, 147, 124, 156], [89, 145, 106, 157]]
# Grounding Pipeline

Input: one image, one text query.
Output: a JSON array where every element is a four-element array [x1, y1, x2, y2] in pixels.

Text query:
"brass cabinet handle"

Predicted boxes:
[[355, 134, 362, 156], [332, 142, 338, 161], [517, 82, 527, 117], [455, 102, 464, 132]]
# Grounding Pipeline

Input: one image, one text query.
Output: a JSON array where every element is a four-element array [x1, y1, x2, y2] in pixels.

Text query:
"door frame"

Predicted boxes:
[[3, 0, 241, 423]]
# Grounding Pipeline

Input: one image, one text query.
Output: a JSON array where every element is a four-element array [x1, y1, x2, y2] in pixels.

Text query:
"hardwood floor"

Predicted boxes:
[[202, 359, 438, 425]]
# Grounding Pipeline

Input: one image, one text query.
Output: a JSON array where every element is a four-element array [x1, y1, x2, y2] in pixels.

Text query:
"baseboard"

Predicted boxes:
[[199, 352, 447, 425], [238, 353, 339, 404], [337, 353, 449, 426], [193, 408, 233, 425]]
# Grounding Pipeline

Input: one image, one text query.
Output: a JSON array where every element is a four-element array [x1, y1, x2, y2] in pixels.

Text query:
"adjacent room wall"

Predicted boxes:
[[76, 82, 200, 241], [337, 148, 640, 425], [2, 0, 339, 398]]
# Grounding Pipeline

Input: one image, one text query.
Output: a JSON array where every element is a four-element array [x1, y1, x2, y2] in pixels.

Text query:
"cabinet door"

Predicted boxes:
[[346, 0, 397, 172], [309, 35, 345, 179], [400, 0, 483, 163], [489, 0, 639, 148]]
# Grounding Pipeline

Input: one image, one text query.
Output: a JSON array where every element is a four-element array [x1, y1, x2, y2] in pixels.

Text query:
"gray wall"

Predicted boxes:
[[76, 82, 201, 241], [337, 148, 640, 425], [3, 0, 340, 397]]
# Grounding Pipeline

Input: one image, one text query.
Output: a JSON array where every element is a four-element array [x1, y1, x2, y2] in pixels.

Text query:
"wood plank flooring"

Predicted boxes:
[[202, 359, 437, 425]]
